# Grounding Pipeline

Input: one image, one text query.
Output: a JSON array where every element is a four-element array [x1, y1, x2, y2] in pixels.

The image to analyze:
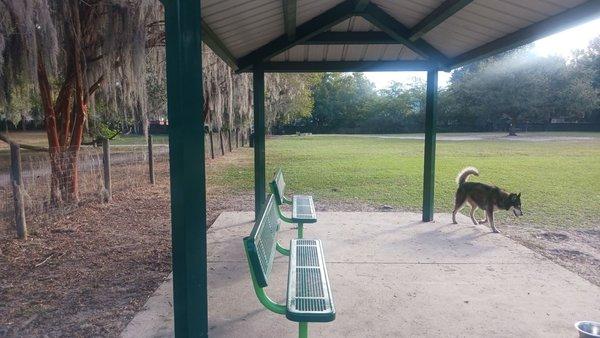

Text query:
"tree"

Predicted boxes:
[[265, 73, 318, 132], [1, 0, 162, 203], [443, 47, 599, 135], [308, 73, 377, 132]]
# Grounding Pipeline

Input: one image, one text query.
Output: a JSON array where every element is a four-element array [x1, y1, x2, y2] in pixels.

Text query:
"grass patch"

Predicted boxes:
[[213, 133, 600, 229]]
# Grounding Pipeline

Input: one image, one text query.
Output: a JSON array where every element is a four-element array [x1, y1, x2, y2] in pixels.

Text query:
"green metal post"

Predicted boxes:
[[297, 223, 304, 239], [422, 69, 438, 222], [299, 322, 308, 338], [253, 66, 266, 217], [162, 0, 207, 336]]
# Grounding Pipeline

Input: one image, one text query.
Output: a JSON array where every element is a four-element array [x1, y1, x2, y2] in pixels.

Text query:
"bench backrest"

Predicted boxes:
[[270, 169, 286, 205], [243, 195, 280, 287]]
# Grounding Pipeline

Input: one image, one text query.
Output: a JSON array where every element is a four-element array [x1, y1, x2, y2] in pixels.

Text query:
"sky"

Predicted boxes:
[[364, 18, 600, 90]]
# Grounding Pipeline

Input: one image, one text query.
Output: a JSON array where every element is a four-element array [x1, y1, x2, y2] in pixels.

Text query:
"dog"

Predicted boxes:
[[451, 167, 522, 233]]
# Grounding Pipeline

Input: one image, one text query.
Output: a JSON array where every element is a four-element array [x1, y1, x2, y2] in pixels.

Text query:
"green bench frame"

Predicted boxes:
[[270, 169, 317, 239], [243, 195, 335, 338]]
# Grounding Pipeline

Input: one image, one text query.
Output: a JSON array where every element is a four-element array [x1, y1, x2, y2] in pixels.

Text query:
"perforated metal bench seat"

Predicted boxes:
[[270, 169, 318, 227], [292, 195, 317, 223], [287, 239, 335, 322]]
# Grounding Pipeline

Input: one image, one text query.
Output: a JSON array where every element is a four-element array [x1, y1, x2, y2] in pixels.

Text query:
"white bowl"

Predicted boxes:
[[576, 321, 600, 338]]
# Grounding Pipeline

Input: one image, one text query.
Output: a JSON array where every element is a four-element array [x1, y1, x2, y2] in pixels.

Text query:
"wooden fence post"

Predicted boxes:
[[219, 130, 225, 156], [102, 138, 111, 202], [209, 130, 215, 159], [228, 129, 233, 152], [10, 143, 27, 239], [148, 134, 155, 184], [241, 129, 245, 147]]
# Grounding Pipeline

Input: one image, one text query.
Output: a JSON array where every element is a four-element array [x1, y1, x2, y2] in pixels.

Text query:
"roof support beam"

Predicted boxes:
[[253, 67, 266, 217], [360, 3, 448, 64], [162, 0, 207, 336], [422, 69, 438, 222], [409, 0, 473, 41], [201, 20, 238, 70], [448, 1, 600, 69], [236, 0, 356, 72], [251, 60, 436, 73], [354, 0, 370, 12], [283, 0, 297, 40], [304, 31, 396, 44]]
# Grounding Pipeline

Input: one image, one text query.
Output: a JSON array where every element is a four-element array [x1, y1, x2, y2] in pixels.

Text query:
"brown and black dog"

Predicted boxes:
[[451, 167, 522, 233]]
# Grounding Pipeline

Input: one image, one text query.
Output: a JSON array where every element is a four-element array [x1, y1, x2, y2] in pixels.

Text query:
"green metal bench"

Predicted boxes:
[[243, 195, 335, 338], [270, 169, 317, 239]]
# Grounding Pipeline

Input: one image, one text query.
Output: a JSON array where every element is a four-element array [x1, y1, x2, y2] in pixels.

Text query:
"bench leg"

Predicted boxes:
[[299, 322, 308, 338], [297, 223, 304, 239], [276, 241, 290, 256]]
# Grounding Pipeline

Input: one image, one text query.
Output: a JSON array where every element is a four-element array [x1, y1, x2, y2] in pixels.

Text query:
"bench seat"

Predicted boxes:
[[291, 195, 317, 223], [287, 239, 335, 322], [270, 169, 318, 231]]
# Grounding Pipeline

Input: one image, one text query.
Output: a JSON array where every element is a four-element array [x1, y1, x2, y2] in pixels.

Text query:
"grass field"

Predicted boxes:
[[213, 133, 600, 229], [0, 132, 168, 150], [0, 132, 168, 172]]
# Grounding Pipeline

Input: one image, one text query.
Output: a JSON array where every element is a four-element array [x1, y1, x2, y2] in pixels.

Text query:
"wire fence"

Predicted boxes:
[[0, 129, 250, 238], [0, 143, 168, 236]]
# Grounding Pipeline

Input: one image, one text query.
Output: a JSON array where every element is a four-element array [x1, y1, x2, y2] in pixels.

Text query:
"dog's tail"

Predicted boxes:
[[456, 167, 479, 185]]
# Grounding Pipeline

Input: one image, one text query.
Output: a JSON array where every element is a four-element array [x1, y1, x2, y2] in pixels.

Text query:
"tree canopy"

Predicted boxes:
[[282, 38, 600, 134]]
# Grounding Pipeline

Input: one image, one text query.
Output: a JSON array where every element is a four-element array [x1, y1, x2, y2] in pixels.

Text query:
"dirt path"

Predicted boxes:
[[0, 150, 255, 337], [0, 163, 173, 337]]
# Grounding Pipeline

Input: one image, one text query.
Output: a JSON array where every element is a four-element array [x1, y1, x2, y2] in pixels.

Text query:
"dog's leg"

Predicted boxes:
[[469, 205, 478, 225], [478, 214, 488, 224], [452, 204, 463, 224], [452, 191, 466, 224], [487, 208, 499, 233]]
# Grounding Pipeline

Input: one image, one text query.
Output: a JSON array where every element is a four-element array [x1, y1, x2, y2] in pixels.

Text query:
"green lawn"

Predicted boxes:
[[213, 133, 600, 229], [0, 132, 169, 172]]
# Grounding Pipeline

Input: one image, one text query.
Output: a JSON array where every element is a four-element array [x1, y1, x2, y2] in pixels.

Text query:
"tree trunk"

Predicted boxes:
[[508, 114, 518, 136], [35, 0, 88, 204]]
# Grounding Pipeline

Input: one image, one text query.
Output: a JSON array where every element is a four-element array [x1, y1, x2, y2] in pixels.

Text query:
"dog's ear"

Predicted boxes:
[[517, 193, 521, 198]]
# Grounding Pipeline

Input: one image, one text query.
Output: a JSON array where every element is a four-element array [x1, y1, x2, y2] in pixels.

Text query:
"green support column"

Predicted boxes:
[[162, 0, 207, 336], [253, 66, 266, 217], [422, 69, 438, 222]]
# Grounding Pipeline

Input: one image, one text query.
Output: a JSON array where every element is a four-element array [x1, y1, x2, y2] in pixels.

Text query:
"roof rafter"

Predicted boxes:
[[448, 0, 600, 69], [304, 31, 396, 44], [360, 3, 448, 64], [251, 60, 436, 73], [283, 0, 297, 40], [236, 0, 357, 72], [409, 0, 473, 41], [201, 20, 238, 70], [354, 0, 370, 12]]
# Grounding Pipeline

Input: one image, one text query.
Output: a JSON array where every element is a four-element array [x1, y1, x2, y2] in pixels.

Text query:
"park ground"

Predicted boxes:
[[0, 131, 599, 336]]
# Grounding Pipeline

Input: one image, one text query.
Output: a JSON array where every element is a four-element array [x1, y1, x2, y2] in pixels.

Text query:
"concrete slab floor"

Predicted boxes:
[[121, 212, 600, 337]]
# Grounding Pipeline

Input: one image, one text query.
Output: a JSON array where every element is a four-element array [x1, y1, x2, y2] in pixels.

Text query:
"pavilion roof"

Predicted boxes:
[[199, 0, 600, 72]]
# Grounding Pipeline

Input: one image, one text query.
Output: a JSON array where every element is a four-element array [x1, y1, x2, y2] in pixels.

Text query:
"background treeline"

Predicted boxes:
[[278, 38, 600, 134]]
